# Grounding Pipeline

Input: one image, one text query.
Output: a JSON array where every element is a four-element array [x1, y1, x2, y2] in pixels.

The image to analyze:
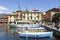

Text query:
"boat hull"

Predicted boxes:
[[19, 32, 53, 38], [9, 24, 39, 28]]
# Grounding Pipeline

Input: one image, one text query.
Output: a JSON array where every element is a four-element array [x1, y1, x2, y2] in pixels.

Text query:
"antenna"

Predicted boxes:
[[18, 0, 20, 10]]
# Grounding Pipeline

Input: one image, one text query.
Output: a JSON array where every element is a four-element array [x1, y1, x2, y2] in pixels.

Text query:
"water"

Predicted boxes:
[[0, 26, 60, 40], [0, 32, 53, 40], [1, 31, 60, 40], [19, 37, 53, 40], [0, 32, 55, 40], [9, 27, 59, 40]]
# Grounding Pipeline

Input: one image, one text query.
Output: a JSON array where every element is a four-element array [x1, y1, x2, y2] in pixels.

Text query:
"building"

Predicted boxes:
[[8, 12, 17, 24], [41, 12, 46, 21], [45, 8, 60, 22], [0, 14, 8, 26], [8, 10, 42, 24]]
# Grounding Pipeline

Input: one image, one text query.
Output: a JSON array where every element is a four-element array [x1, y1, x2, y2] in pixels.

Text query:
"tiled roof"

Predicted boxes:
[[46, 8, 60, 12]]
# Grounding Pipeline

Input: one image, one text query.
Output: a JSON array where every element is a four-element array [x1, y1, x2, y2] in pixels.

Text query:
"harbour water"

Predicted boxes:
[[0, 26, 60, 40], [0, 32, 60, 40], [0, 32, 53, 40]]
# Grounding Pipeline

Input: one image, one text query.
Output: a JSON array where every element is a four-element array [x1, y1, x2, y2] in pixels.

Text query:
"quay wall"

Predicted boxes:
[[44, 26, 60, 37]]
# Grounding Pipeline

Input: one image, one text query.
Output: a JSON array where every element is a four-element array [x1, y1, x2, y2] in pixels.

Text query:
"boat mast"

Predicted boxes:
[[25, 6, 28, 12], [59, 6, 60, 12], [18, 0, 20, 11]]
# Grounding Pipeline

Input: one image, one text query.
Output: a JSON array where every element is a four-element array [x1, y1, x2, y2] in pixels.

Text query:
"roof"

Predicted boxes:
[[46, 8, 60, 12]]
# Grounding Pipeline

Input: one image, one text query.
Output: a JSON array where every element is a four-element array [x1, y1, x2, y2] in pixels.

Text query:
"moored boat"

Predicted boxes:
[[18, 27, 53, 38], [9, 22, 53, 38]]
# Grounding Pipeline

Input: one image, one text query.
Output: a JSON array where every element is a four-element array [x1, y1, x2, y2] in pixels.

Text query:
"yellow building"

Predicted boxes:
[[8, 12, 17, 24], [8, 10, 42, 24]]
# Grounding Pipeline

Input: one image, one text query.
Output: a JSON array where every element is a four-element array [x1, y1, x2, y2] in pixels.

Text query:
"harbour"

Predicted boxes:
[[0, 0, 60, 40], [0, 32, 53, 40], [0, 26, 59, 40], [44, 24, 60, 37], [0, 23, 60, 40], [0, 10, 60, 40]]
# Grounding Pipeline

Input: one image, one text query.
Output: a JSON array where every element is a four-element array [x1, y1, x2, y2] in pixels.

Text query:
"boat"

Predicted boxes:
[[9, 22, 39, 28], [9, 22, 53, 38], [18, 27, 53, 38]]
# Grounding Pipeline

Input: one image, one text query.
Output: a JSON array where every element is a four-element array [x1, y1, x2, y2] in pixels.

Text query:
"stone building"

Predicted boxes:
[[44, 8, 60, 22]]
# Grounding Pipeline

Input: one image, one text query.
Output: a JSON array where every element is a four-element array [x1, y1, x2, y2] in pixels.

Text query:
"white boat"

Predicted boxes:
[[18, 27, 53, 38], [18, 32, 53, 38], [9, 22, 39, 28], [9, 22, 53, 38]]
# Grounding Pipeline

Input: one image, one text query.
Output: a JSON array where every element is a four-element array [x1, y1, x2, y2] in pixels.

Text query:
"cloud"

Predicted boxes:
[[0, 6, 8, 11], [0, 11, 4, 13]]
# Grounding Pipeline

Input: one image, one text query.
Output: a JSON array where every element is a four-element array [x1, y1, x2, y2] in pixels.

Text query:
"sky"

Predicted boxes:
[[0, 0, 60, 14]]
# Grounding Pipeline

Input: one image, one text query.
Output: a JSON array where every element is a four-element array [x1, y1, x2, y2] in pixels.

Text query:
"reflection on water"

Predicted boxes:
[[19, 37, 53, 40], [0, 26, 60, 40], [0, 32, 60, 40], [0, 32, 53, 40], [9, 28, 53, 40], [53, 36, 60, 40]]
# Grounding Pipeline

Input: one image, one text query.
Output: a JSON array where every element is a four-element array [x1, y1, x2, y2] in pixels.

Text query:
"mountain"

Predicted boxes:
[[0, 14, 7, 18]]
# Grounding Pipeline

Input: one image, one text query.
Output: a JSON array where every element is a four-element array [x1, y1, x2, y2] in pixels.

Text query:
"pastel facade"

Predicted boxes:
[[45, 8, 60, 21], [8, 12, 17, 24], [8, 10, 42, 24]]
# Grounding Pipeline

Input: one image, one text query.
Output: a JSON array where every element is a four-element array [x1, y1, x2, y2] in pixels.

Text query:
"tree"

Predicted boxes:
[[52, 12, 60, 29], [52, 12, 60, 23]]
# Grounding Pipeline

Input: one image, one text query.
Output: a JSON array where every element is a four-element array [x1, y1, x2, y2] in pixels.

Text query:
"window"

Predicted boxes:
[[9, 22, 12, 24], [17, 22, 22, 24], [22, 13, 25, 20]]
